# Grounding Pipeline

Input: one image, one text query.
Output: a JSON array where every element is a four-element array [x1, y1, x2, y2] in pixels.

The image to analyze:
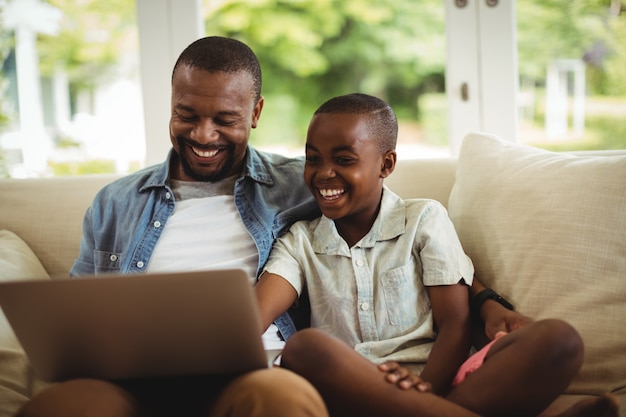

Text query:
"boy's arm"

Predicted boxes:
[[420, 282, 472, 395], [255, 271, 299, 332]]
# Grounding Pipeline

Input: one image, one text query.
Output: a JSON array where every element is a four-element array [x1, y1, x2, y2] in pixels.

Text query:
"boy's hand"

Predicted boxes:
[[377, 361, 432, 392]]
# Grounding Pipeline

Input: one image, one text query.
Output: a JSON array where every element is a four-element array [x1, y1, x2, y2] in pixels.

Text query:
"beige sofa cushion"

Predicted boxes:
[[0, 230, 52, 417], [448, 132, 626, 395]]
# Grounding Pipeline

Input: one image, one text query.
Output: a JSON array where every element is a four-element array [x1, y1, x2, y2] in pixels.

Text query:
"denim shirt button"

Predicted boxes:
[[153, 221, 161, 228], [109, 254, 118, 262], [165, 192, 171, 200], [136, 261, 145, 268]]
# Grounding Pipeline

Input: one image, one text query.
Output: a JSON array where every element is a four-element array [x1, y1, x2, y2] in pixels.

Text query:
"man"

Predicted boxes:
[[18, 36, 326, 417]]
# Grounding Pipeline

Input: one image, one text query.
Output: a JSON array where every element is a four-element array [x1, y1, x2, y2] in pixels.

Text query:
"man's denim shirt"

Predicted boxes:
[[70, 147, 319, 339]]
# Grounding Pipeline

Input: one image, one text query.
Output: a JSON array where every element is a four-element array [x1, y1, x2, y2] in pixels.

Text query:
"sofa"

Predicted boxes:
[[0, 132, 624, 416]]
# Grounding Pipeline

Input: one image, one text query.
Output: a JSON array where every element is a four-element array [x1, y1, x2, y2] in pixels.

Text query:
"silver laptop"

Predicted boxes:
[[0, 269, 269, 382]]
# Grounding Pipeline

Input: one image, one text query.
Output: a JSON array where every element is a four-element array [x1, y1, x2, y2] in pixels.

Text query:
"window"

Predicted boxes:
[[1, 0, 624, 178], [0, 0, 143, 178], [516, 1, 626, 152]]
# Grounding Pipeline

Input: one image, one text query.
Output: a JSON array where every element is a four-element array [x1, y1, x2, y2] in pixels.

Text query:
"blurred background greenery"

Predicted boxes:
[[1, 0, 625, 177]]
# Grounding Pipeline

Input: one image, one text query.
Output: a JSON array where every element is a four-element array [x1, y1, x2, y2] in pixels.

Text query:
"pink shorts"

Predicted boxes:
[[452, 332, 506, 387]]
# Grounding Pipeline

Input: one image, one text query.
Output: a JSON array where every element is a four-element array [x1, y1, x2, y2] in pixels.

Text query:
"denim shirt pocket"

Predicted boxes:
[[94, 250, 123, 273], [381, 261, 422, 326]]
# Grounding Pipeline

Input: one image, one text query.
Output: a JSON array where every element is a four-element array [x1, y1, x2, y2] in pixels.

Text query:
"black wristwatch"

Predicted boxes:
[[471, 288, 514, 315]]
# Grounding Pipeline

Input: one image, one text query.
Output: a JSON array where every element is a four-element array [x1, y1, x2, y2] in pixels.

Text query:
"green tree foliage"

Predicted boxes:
[[205, 0, 445, 122], [516, 0, 626, 95], [36, 0, 136, 98], [205, 0, 624, 141]]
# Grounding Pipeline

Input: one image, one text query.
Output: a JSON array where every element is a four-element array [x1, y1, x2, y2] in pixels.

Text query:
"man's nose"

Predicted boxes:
[[191, 120, 219, 144]]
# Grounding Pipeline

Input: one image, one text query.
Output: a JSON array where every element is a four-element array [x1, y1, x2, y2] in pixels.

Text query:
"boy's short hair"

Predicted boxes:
[[172, 36, 262, 103], [314, 93, 398, 153]]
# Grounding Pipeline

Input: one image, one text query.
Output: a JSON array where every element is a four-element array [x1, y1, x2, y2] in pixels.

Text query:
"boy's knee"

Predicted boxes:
[[211, 368, 328, 417], [535, 319, 584, 367], [281, 328, 335, 371]]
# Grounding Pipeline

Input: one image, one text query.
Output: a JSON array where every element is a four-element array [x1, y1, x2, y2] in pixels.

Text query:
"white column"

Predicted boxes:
[[3, 0, 61, 176], [135, 0, 204, 167], [545, 62, 568, 138], [14, 24, 50, 174], [572, 62, 585, 137]]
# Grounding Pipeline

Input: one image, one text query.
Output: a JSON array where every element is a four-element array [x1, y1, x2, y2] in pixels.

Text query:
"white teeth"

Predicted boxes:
[[192, 147, 219, 158], [319, 188, 345, 198]]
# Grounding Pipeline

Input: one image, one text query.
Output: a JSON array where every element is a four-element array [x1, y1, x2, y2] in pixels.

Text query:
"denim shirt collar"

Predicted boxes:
[[137, 146, 273, 193]]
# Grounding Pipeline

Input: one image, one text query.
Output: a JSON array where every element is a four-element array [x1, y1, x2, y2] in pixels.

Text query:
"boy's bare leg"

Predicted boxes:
[[280, 328, 481, 417], [446, 319, 585, 417]]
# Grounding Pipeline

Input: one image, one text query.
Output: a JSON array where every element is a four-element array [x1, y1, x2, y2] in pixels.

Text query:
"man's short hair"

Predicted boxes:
[[172, 36, 262, 102], [314, 93, 398, 153]]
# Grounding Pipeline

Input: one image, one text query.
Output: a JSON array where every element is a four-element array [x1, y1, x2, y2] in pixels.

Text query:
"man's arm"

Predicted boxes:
[[255, 271, 299, 332], [70, 206, 96, 276], [420, 283, 472, 395], [470, 277, 532, 345]]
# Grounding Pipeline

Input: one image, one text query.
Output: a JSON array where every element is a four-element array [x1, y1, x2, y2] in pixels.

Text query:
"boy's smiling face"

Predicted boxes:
[[304, 112, 395, 239]]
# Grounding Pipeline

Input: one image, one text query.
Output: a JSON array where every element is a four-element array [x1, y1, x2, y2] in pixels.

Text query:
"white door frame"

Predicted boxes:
[[135, 0, 203, 166], [445, 0, 519, 154]]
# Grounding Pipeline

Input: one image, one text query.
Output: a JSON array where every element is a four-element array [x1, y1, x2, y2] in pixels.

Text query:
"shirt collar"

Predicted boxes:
[[312, 186, 406, 253], [138, 146, 273, 193]]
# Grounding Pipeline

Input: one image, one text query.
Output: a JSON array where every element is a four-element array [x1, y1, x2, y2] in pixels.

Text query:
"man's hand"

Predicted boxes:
[[481, 300, 533, 340], [377, 361, 432, 392]]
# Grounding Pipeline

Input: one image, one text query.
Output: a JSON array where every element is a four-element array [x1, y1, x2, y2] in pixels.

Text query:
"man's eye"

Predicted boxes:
[[216, 119, 237, 126], [177, 113, 195, 122]]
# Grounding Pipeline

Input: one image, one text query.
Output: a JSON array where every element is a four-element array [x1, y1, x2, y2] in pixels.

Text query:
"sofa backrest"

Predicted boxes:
[[385, 157, 457, 207], [0, 175, 120, 277], [0, 158, 458, 278]]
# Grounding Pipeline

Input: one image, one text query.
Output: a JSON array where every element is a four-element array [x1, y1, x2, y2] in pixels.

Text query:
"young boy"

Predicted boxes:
[[255, 93, 619, 417]]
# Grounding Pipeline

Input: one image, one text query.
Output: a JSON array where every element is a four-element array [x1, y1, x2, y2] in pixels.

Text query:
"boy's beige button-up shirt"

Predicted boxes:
[[265, 187, 474, 369]]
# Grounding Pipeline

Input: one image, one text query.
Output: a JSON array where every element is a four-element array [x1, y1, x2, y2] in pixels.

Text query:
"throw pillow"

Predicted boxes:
[[0, 230, 51, 416], [448, 132, 626, 395]]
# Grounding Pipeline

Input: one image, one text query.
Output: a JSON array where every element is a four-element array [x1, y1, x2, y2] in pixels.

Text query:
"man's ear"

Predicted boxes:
[[251, 96, 264, 128], [380, 150, 397, 178]]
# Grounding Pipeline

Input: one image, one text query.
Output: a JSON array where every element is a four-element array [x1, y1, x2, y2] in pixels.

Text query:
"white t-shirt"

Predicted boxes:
[[147, 178, 284, 350]]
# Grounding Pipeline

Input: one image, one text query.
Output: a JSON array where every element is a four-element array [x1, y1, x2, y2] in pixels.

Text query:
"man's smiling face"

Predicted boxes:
[[169, 65, 263, 182]]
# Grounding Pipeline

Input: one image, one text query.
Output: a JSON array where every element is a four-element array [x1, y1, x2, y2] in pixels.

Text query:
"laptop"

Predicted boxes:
[[0, 269, 270, 382]]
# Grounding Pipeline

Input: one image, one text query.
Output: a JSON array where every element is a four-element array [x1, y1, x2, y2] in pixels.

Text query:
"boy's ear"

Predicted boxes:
[[380, 150, 397, 178]]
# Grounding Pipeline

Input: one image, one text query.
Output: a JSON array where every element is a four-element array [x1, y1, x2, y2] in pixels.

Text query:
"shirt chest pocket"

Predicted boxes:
[[94, 250, 123, 273], [380, 262, 426, 326]]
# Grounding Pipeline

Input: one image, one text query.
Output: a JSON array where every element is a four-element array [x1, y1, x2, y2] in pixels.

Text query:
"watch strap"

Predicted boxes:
[[471, 288, 514, 315]]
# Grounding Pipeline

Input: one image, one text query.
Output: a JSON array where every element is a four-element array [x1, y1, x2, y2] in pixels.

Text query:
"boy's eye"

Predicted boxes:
[[335, 157, 354, 164], [305, 155, 320, 164]]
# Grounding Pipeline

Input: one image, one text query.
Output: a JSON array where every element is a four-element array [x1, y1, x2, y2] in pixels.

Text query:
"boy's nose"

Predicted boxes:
[[317, 163, 336, 179]]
